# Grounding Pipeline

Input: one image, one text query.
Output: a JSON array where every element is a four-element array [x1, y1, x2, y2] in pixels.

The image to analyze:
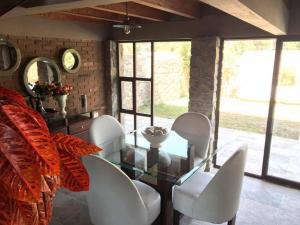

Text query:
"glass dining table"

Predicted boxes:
[[99, 129, 218, 186]]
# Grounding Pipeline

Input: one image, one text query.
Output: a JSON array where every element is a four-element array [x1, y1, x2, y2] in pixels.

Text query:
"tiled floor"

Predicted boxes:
[[50, 176, 300, 225]]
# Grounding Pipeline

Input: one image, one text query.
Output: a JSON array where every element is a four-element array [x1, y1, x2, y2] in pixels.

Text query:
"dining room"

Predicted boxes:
[[0, 1, 300, 225]]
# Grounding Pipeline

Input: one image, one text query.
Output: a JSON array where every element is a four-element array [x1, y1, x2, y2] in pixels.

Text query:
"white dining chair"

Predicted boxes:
[[172, 145, 247, 225], [83, 155, 161, 225], [89, 115, 125, 156], [171, 112, 212, 166], [89, 115, 145, 166]]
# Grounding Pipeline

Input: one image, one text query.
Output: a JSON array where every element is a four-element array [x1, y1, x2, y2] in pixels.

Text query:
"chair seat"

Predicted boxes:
[[133, 180, 161, 224], [173, 171, 213, 217]]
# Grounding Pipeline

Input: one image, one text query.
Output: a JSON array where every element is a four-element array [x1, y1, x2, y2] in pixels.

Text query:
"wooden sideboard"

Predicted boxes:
[[47, 111, 97, 142]]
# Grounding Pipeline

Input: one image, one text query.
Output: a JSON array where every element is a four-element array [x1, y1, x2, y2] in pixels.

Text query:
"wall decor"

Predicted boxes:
[[61, 48, 81, 73], [0, 38, 21, 75], [23, 57, 61, 97]]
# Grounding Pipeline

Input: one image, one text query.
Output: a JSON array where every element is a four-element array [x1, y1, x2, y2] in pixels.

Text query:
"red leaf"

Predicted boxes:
[[59, 150, 90, 191], [17, 200, 39, 225], [41, 176, 60, 194], [0, 193, 16, 225], [23, 107, 50, 134], [0, 123, 41, 202], [52, 133, 102, 157], [0, 86, 27, 107], [37, 193, 54, 225], [1, 105, 60, 176]]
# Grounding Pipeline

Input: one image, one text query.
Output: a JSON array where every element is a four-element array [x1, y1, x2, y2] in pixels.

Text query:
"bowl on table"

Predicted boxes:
[[141, 126, 169, 148]]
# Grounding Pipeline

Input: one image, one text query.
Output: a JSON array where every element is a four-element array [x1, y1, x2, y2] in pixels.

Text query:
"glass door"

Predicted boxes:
[[216, 39, 276, 176], [267, 41, 300, 184]]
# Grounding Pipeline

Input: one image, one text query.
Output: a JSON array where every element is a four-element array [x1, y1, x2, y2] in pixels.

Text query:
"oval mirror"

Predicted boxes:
[[23, 57, 61, 97], [0, 39, 21, 75], [62, 49, 81, 73]]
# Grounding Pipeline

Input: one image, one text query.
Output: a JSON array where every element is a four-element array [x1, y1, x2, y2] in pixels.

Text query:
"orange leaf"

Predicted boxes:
[[1, 104, 60, 176], [52, 133, 102, 157], [0, 86, 27, 107], [0, 123, 41, 202], [59, 150, 90, 191]]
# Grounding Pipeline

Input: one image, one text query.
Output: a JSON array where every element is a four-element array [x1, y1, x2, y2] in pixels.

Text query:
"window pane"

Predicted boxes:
[[121, 81, 133, 110], [137, 116, 151, 130], [217, 39, 276, 175], [136, 42, 151, 78], [136, 81, 151, 114], [119, 43, 133, 77], [120, 113, 134, 134]]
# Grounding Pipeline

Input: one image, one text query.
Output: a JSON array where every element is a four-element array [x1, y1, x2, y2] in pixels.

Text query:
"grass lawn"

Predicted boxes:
[[140, 104, 300, 140]]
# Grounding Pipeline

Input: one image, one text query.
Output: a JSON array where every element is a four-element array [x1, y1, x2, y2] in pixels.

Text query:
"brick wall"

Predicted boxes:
[[0, 34, 107, 115]]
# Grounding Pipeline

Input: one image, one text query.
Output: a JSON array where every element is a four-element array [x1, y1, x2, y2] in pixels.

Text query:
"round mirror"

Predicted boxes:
[[62, 49, 81, 73], [23, 57, 61, 97], [0, 39, 21, 75]]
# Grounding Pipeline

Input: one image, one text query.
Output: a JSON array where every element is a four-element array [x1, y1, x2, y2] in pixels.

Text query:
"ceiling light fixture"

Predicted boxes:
[[112, 2, 142, 35]]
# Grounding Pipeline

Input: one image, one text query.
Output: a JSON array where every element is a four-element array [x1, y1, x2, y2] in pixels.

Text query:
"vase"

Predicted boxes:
[[55, 95, 68, 118]]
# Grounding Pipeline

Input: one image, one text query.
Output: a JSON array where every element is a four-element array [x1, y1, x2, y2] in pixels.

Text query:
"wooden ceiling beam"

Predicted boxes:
[[38, 12, 108, 23], [0, 0, 28, 16], [200, 0, 288, 35], [132, 0, 201, 19], [64, 8, 125, 23], [91, 2, 169, 22]]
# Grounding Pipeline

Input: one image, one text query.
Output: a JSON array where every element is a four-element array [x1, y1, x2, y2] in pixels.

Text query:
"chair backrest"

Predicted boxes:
[[89, 115, 125, 155], [82, 155, 148, 225], [171, 112, 211, 158], [192, 145, 248, 223]]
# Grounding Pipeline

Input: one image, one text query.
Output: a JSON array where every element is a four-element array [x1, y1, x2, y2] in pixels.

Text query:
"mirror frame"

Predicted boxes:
[[0, 39, 21, 75], [61, 48, 81, 73], [23, 57, 61, 97]]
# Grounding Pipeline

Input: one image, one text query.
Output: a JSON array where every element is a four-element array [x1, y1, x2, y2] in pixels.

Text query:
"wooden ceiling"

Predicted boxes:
[[29, 0, 217, 25]]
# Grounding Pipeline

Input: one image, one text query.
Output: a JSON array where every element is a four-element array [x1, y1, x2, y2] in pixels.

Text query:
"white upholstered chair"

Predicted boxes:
[[171, 112, 212, 166], [172, 145, 248, 225], [83, 155, 161, 225], [89, 115, 125, 158], [89, 115, 144, 165]]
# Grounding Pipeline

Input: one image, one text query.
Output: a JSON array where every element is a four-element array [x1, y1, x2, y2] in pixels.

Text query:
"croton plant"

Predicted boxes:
[[0, 86, 102, 225]]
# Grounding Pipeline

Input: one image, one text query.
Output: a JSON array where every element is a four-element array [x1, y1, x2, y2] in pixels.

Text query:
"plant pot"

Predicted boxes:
[[55, 94, 68, 118]]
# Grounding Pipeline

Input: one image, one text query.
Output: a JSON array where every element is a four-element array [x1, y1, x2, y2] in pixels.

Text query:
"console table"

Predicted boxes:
[[46, 110, 98, 142]]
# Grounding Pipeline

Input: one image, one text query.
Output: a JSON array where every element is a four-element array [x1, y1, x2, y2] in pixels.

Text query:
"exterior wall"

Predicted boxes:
[[0, 34, 107, 115], [189, 36, 221, 170]]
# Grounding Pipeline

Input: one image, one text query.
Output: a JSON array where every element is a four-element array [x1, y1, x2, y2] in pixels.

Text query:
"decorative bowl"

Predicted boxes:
[[141, 126, 169, 148]]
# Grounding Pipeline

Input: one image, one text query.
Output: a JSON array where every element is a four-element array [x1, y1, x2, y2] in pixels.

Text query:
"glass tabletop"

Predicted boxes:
[[99, 130, 217, 185]]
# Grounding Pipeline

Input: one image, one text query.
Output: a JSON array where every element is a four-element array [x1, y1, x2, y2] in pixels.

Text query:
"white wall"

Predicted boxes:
[[0, 15, 110, 41]]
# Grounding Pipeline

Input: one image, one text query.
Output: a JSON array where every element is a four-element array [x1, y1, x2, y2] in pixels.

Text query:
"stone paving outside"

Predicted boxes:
[[124, 116, 300, 183]]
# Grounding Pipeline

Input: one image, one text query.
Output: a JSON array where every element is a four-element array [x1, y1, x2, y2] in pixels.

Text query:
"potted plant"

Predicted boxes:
[[0, 86, 101, 225]]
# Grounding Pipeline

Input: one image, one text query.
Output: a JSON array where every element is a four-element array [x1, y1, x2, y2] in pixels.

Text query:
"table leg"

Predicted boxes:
[[157, 179, 174, 225]]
